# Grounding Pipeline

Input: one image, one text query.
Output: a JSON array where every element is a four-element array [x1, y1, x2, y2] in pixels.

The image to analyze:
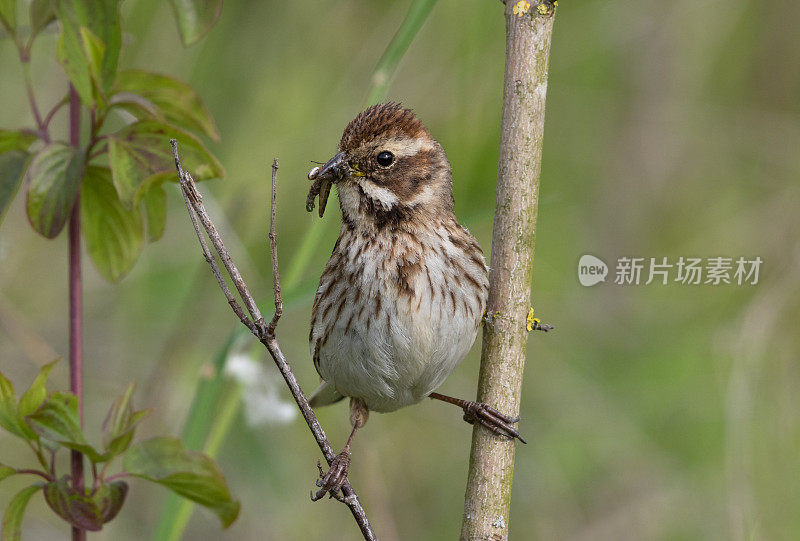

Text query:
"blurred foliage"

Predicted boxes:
[[1, 0, 799, 539], [156, 2, 440, 538], [0, 360, 239, 534], [0, 0, 224, 282], [0, 0, 240, 536]]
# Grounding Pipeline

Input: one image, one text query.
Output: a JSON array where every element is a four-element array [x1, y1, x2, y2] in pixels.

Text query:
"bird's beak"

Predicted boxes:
[[316, 152, 347, 181], [307, 151, 347, 218]]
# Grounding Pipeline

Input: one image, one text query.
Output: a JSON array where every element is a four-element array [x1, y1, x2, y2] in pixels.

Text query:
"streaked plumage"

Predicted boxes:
[[307, 103, 489, 413], [306, 104, 523, 501]]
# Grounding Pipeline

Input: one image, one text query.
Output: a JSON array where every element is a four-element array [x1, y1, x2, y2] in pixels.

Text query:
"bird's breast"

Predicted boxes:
[[310, 223, 488, 412]]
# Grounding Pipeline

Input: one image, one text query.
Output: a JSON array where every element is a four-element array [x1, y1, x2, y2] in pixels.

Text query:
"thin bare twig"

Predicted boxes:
[[170, 142, 267, 337], [176, 168, 257, 336], [170, 140, 377, 541], [267, 158, 282, 336]]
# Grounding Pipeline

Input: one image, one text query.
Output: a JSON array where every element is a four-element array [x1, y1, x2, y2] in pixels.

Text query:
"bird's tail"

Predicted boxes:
[[308, 381, 345, 408]]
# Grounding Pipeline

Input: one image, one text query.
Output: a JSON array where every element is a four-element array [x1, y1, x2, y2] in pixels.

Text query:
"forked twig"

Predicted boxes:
[[177, 171, 257, 335], [170, 140, 377, 541]]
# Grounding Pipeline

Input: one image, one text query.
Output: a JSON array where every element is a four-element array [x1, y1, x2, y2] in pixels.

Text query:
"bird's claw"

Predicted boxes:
[[310, 451, 351, 502], [462, 401, 527, 444]]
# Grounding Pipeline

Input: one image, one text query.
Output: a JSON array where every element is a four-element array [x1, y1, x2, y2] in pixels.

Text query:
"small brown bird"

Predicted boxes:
[[306, 103, 524, 501]]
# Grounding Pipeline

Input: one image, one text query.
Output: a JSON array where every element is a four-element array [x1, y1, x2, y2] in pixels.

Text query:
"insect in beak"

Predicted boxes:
[[307, 151, 347, 217]]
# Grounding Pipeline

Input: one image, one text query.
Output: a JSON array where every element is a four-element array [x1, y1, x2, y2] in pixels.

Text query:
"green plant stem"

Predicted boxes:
[[364, 0, 438, 106], [281, 0, 440, 300], [87, 136, 109, 160], [27, 440, 49, 470], [163, 386, 242, 541], [91, 463, 100, 493], [153, 334, 237, 541], [154, 3, 439, 538], [260, 0, 441, 301], [280, 221, 325, 296], [203, 387, 242, 457], [98, 460, 111, 481]]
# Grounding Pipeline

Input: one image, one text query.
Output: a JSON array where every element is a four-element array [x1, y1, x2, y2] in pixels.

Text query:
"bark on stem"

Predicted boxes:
[[67, 84, 86, 541], [461, 3, 555, 540]]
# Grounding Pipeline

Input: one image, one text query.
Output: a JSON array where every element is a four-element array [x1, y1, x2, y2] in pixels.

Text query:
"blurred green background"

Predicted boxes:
[[1, 0, 799, 539]]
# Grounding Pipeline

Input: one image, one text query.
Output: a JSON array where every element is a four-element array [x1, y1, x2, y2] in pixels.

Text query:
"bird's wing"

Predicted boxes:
[[308, 380, 345, 408]]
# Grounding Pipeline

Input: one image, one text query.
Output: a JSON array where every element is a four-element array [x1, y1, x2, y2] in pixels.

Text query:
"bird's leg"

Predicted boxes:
[[311, 425, 356, 502], [311, 398, 368, 502], [429, 392, 527, 444]]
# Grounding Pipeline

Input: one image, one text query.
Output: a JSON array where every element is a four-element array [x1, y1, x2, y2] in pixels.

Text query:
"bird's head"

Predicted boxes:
[[307, 103, 454, 230]]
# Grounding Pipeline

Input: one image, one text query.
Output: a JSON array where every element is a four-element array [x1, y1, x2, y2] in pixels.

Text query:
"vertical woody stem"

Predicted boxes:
[[461, 3, 555, 540]]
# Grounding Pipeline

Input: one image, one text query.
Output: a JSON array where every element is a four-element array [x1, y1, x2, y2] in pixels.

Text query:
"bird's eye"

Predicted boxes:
[[376, 151, 394, 167]]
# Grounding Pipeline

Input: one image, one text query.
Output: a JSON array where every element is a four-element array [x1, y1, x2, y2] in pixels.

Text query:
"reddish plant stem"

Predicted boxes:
[[67, 85, 86, 541], [16, 469, 54, 482]]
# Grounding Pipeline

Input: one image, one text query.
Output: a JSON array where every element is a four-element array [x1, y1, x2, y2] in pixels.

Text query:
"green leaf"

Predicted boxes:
[[18, 359, 58, 440], [0, 464, 15, 483], [102, 382, 134, 449], [25, 392, 107, 463], [107, 137, 158, 208], [0, 130, 37, 154], [101, 382, 149, 457], [81, 166, 144, 282], [141, 183, 167, 242], [122, 121, 223, 179], [111, 77, 211, 136], [0, 371, 26, 439], [56, 24, 93, 107], [2, 484, 42, 541], [112, 70, 219, 140], [169, 0, 222, 47], [134, 171, 175, 202], [41, 478, 128, 529], [30, 0, 57, 40], [108, 91, 162, 121], [108, 120, 223, 207], [79, 26, 105, 85], [0, 0, 16, 33], [0, 151, 30, 227], [18, 360, 58, 418], [123, 437, 240, 528], [25, 392, 81, 442], [153, 332, 237, 541], [0, 130, 37, 227], [106, 410, 148, 459], [25, 143, 85, 238], [43, 477, 103, 531], [94, 480, 128, 524], [56, 0, 122, 105]]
